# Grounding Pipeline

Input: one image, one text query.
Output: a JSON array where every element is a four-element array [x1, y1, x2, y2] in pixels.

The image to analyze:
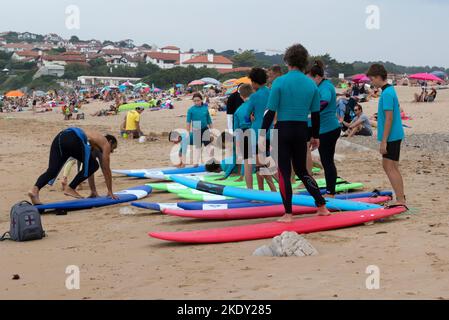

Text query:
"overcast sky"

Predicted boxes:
[[0, 0, 448, 67]]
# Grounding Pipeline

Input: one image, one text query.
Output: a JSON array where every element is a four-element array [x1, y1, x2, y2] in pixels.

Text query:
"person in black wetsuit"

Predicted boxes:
[[307, 60, 341, 198], [261, 44, 330, 223], [226, 84, 244, 133], [28, 128, 118, 205]]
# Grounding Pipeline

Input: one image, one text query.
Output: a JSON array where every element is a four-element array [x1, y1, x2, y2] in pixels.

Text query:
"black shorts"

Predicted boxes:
[[383, 140, 402, 161]]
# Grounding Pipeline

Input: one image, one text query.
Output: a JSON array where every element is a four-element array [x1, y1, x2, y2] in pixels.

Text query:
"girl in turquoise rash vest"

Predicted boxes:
[[261, 44, 330, 222], [307, 60, 341, 197]]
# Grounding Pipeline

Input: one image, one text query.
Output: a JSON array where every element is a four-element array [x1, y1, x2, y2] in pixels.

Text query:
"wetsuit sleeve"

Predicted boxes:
[[320, 100, 329, 111], [262, 110, 276, 131], [311, 111, 320, 139], [311, 88, 320, 113]]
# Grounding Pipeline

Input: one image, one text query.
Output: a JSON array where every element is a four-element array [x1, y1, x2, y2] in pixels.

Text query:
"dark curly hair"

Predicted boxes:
[[248, 67, 268, 85], [284, 44, 309, 71]]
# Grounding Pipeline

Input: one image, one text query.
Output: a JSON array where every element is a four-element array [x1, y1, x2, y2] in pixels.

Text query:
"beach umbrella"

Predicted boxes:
[[352, 74, 371, 83], [200, 77, 220, 86], [121, 80, 135, 87], [225, 87, 238, 95], [5, 90, 24, 98], [189, 80, 206, 86], [134, 82, 150, 90], [176, 84, 183, 88], [236, 77, 251, 85], [409, 73, 442, 82], [223, 79, 238, 89], [153, 88, 162, 93], [430, 71, 447, 81]]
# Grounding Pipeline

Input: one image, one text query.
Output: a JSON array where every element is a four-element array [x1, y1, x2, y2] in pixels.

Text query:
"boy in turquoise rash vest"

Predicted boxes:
[[29, 128, 118, 205], [247, 67, 277, 192], [233, 84, 256, 189], [367, 64, 406, 207]]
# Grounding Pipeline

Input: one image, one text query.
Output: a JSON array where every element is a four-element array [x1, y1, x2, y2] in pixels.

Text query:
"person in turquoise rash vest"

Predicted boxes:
[[29, 128, 118, 205], [247, 67, 277, 192], [367, 64, 406, 207], [307, 60, 341, 197], [260, 44, 330, 222], [186, 92, 213, 167]]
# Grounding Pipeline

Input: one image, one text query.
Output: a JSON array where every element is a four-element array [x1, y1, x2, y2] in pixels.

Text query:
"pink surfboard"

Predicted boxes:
[[149, 207, 406, 244], [163, 197, 392, 221]]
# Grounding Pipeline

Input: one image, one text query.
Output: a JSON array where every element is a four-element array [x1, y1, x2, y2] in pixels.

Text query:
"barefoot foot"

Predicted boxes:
[[317, 206, 331, 216], [64, 187, 84, 199], [278, 214, 294, 223], [28, 190, 43, 205]]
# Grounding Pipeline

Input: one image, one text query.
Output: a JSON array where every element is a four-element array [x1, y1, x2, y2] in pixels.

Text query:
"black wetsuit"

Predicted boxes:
[[35, 130, 100, 190]]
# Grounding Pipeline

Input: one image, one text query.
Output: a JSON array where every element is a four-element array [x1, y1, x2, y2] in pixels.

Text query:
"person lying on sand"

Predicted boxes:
[[28, 128, 118, 205]]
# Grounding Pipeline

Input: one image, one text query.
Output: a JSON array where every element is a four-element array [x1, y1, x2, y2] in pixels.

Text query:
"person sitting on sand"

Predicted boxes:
[[122, 106, 145, 139], [414, 88, 427, 102], [340, 104, 373, 137], [28, 128, 118, 205], [424, 88, 437, 102], [169, 130, 188, 168]]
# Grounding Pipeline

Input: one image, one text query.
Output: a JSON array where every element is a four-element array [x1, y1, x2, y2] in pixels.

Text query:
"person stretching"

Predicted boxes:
[[261, 44, 330, 223], [29, 128, 118, 205]]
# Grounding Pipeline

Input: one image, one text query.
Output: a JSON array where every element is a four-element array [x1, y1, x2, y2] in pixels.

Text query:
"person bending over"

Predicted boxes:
[[29, 128, 118, 205]]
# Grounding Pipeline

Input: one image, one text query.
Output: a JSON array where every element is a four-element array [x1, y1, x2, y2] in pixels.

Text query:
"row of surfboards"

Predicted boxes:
[[33, 165, 406, 244], [112, 166, 406, 244]]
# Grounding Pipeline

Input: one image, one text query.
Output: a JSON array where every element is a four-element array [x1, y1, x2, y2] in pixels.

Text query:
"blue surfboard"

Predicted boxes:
[[132, 202, 182, 211], [169, 176, 381, 211], [177, 191, 393, 210], [35, 185, 152, 213], [113, 166, 207, 179]]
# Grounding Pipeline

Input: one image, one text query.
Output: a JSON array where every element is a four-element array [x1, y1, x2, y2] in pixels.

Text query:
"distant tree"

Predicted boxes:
[[103, 40, 115, 46], [232, 51, 258, 67], [88, 58, 107, 68], [70, 35, 81, 43], [141, 44, 152, 49], [188, 48, 195, 53]]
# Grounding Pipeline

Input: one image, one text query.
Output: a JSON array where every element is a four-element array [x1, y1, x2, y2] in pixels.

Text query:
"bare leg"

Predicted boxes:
[[383, 159, 406, 205], [278, 213, 294, 223], [244, 160, 253, 190], [87, 174, 99, 198], [28, 186, 43, 205]]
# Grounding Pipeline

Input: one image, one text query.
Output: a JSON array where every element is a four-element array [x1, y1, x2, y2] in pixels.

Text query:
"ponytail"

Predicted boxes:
[[308, 60, 325, 78]]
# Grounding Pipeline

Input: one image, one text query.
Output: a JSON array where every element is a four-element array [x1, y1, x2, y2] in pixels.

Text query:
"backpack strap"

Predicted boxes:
[[0, 232, 11, 241]]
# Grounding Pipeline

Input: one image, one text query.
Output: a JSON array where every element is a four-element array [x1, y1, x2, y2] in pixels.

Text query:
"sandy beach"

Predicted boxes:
[[1, 86, 449, 300]]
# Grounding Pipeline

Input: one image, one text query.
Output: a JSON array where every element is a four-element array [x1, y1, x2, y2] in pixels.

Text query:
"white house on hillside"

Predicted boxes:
[[181, 54, 233, 70]]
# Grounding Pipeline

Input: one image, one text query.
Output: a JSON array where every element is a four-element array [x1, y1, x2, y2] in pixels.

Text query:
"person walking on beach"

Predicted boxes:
[[367, 64, 406, 206], [307, 60, 341, 198], [261, 44, 330, 222], [28, 128, 118, 205]]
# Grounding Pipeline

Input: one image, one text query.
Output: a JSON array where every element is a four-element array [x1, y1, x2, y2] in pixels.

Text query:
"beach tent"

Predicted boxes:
[[5, 90, 24, 98], [352, 74, 371, 83], [200, 77, 220, 86], [409, 73, 442, 82], [189, 80, 205, 86], [430, 71, 447, 81]]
